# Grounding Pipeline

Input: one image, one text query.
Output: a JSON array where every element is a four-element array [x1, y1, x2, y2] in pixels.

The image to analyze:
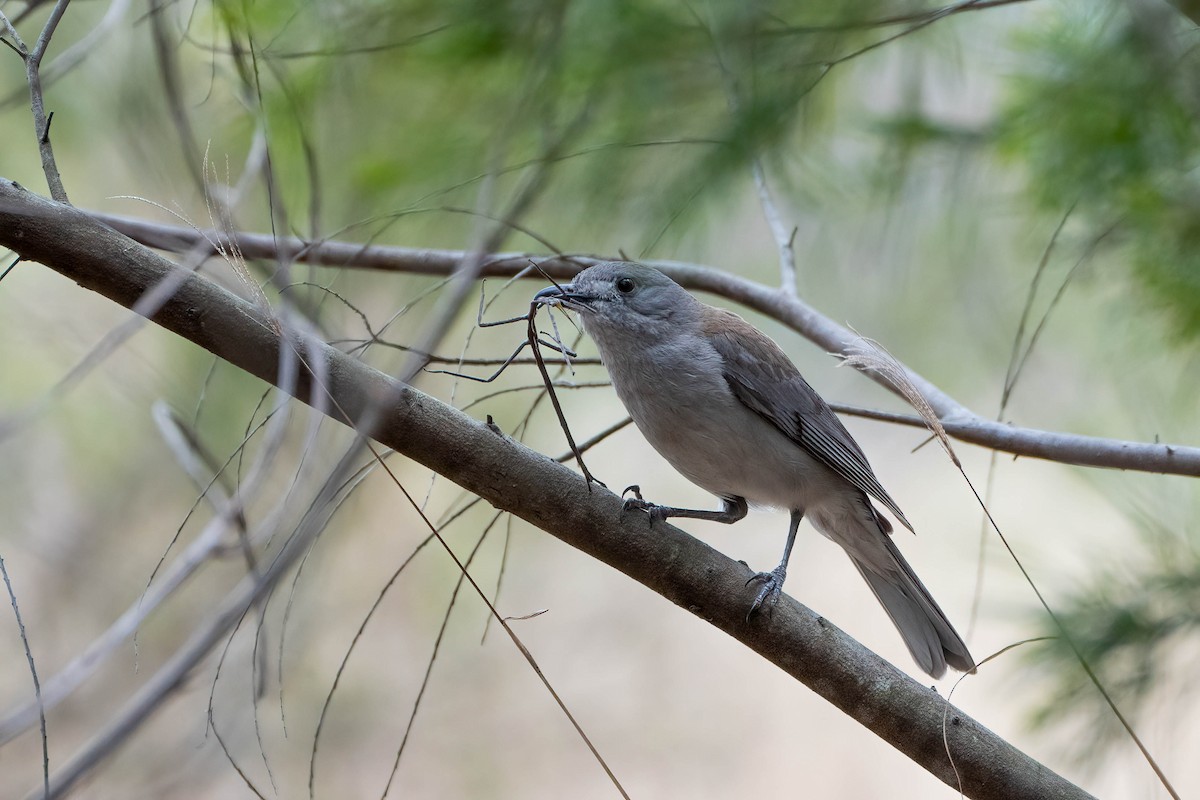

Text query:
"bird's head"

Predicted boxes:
[[534, 262, 700, 345]]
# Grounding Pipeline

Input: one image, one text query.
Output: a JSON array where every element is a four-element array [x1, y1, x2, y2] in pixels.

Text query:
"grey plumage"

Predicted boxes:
[[535, 261, 974, 678]]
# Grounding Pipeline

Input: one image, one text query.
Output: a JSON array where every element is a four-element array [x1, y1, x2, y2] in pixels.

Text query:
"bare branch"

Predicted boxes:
[[23, 0, 72, 202], [84, 209, 1200, 478], [0, 177, 1096, 800], [0, 10, 27, 51], [752, 161, 799, 296], [0, 0, 132, 110]]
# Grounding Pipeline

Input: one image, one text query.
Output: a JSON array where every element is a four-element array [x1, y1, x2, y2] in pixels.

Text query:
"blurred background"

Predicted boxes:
[[1, 0, 1198, 797]]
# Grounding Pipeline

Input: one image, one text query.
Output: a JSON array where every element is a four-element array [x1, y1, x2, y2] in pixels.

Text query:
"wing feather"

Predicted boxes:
[[705, 313, 913, 532]]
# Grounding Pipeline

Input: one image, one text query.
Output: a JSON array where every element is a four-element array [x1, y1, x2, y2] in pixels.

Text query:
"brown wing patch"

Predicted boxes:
[[707, 313, 913, 531]]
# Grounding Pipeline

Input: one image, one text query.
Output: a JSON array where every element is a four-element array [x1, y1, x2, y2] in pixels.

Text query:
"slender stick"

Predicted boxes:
[[24, 0, 72, 202]]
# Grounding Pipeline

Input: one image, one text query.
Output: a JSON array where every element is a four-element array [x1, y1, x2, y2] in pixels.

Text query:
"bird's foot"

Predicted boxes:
[[745, 566, 787, 619], [621, 485, 668, 523]]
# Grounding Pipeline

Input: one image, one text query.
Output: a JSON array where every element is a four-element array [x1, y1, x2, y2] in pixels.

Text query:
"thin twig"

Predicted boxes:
[[527, 303, 602, 487], [147, 0, 205, 194], [963, 470, 1181, 799], [0, 10, 27, 51], [30, 440, 373, 800], [969, 207, 1074, 637], [0, 255, 21, 282], [769, 0, 1035, 34], [1, 554, 48, 799], [396, 111, 575, 382], [380, 514, 500, 797], [363, 444, 631, 799], [752, 161, 799, 296], [458, 380, 610, 413], [700, 9, 800, 296], [0, 394, 288, 744], [23, 0, 72, 202], [206, 606, 271, 800], [556, 416, 635, 463], [816, 0, 991, 70], [308, 515, 439, 798], [52, 0, 132, 75]]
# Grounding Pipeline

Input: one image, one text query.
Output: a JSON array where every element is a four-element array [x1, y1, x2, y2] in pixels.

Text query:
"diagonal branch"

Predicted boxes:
[[84, 209, 1200, 478], [0, 178, 1096, 800]]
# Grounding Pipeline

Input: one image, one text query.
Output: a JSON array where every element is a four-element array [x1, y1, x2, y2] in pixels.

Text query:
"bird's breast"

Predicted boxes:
[[598, 338, 840, 511]]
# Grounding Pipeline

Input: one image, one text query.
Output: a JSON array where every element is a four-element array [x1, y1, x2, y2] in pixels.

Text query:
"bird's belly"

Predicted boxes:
[[614, 367, 842, 512]]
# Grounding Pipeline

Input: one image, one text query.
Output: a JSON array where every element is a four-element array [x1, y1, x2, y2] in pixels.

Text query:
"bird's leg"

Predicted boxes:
[[622, 486, 748, 526], [746, 509, 803, 618]]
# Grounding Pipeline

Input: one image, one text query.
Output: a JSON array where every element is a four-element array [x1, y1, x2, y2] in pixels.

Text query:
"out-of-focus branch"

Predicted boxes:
[[700, 10, 798, 297], [29, 443, 368, 800], [0, 0, 132, 111], [0, 179, 1096, 800], [772, 0, 1037, 33], [147, 0, 204, 192], [1165, 0, 1200, 27], [86, 209, 1200, 478], [751, 161, 798, 296]]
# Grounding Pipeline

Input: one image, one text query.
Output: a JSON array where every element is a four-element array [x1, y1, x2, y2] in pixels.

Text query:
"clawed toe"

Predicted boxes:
[[623, 498, 665, 522], [621, 485, 665, 522], [745, 568, 786, 620]]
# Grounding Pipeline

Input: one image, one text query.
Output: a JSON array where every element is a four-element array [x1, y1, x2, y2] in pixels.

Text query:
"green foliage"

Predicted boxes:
[[1023, 518, 1200, 756], [999, 6, 1200, 338], [153, 0, 919, 246]]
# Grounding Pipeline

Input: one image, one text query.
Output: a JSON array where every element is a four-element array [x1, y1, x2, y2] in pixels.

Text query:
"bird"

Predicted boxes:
[[534, 261, 975, 678]]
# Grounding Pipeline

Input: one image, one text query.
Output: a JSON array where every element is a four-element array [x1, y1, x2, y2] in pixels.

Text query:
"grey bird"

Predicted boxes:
[[535, 261, 975, 679]]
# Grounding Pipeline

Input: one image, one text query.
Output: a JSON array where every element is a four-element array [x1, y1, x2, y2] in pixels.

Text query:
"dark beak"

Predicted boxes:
[[534, 282, 585, 308]]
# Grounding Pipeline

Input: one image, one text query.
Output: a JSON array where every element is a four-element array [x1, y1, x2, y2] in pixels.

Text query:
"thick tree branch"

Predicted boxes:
[[0, 180, 1096, 799], [87, 209, 1200, 478]]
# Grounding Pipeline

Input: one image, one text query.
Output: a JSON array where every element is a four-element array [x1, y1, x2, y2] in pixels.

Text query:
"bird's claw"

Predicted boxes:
[[621, 485, 666, 523], [745, 567, 786, 620]]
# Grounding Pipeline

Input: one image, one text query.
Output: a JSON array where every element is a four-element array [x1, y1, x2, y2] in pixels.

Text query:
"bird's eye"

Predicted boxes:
[[616, 277, 635, 294]]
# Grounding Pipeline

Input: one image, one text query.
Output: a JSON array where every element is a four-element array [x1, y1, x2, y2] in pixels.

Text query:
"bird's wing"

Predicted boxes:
[[706, 312, 913, 532]]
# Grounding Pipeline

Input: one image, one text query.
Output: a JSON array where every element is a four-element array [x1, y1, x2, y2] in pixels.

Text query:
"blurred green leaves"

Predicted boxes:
[[174, 0, 935, 247], [1024, 511, 1200, 757], [999, 5, 1200, 338]]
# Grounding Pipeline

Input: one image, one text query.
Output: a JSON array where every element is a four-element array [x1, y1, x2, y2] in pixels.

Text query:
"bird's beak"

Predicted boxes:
[[534, 281, 585, 309]]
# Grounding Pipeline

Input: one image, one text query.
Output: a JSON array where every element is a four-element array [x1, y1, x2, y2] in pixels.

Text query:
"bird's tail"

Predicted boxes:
[[849, 535, 975, 679]]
